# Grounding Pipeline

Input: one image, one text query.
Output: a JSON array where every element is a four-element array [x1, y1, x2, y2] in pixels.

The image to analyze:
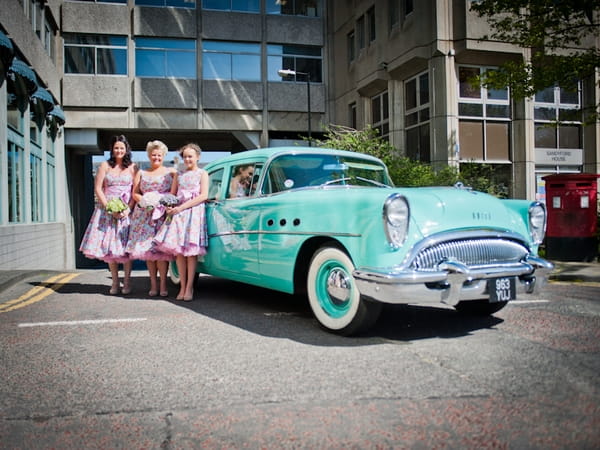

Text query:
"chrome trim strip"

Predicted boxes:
[[209, 230, 361, 238]]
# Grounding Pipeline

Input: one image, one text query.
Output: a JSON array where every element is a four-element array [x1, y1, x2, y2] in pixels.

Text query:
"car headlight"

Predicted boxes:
[[383, 194, 410, 249], [528, 202, 547, 245]]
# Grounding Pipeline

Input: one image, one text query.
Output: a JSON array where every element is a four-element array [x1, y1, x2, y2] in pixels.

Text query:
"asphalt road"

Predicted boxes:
[[0, 270, 599, 449]]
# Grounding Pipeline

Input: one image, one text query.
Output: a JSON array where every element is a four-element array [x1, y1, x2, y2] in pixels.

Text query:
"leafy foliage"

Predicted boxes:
[[470, 0, 600, 122]]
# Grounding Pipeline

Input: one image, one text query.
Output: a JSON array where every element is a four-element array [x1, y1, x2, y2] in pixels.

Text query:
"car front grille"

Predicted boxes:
[[411, 238, 529, 270]]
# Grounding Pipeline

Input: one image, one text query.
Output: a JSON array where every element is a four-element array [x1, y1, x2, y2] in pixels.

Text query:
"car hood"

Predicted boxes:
[[395, 186, 528, 239]]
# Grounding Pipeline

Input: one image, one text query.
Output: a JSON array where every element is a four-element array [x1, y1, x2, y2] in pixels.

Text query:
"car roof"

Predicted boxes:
[[204, 146, 384, 169]]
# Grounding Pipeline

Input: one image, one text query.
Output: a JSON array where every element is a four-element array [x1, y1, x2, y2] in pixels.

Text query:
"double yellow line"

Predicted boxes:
[[0, 272, 80, 314]]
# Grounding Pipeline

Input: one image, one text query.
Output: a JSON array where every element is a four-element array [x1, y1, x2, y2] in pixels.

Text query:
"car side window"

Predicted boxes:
[[207, 168, 224, 200], [227, 163, 263, 199]]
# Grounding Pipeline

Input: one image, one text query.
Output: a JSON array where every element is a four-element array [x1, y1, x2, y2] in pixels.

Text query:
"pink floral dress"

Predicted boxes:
[[125, 171, 174, 261], [153, 168, 207, 257], [79, 171, 133, 263]]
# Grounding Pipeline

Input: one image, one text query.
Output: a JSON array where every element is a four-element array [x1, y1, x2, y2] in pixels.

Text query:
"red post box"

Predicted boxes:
[[542, 173, 600, 262]]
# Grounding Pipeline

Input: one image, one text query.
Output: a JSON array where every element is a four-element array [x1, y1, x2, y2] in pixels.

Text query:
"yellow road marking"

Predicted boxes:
[[0, 273, 80, 313]]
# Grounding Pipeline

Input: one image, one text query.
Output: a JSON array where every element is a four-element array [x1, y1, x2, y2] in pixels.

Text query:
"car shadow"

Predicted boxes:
[[168, 275, 504, 345]]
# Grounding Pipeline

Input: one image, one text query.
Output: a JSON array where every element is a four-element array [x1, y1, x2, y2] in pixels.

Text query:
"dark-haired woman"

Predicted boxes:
[[80, 135, 138, 295]]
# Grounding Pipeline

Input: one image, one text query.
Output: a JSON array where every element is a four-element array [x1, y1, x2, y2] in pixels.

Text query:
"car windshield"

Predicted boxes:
[[264, 153, 393, 194]]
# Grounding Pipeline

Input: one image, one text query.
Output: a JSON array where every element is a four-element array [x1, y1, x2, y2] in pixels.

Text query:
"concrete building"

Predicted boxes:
[[0, 0, 598, 270]]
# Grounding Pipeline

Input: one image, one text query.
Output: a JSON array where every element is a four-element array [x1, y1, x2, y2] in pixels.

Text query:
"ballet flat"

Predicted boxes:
[[160, 291, 168, 297], [148, 290, 158, 297], [121, 286, 131, 295], [109, 287, 119, 295]]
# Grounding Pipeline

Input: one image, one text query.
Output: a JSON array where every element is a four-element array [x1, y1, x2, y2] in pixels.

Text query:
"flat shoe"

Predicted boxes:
[[109, 286, 119, 295], [183, 293, 193, 301], [160, 291, 168, 297], [148, 290, 158, 297], [121, 286, 131, 295]]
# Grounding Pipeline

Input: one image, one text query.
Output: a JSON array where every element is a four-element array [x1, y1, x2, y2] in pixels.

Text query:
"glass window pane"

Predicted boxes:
[[534, 106, 555, 121], [458, 103, 483, 117], [232, 54, 260, 81], [419, 107, 430, 122], [558, 108, 581, 122], [203, 0, 228, 10], [166, 51, 196, 78], [459, 67, 480, 98], [486, 104, 509, 118], [559, 125, 581, 149], [560, 87, 578, 105], [136, 49, 165, 77], [405, 79, 416, 110], [65, 46, 94, 74], [372, 96, 381, 123], [535, 124, 557, 148], [459, 120, 484, 160], [232, 0, 259, 11], [419, 73, 429, 105], [486, 122, 509, 160], [487, 87, 508, 100], [97, 48, 127, 75], [419, 123, 430, 163], [535, 87, 554, 103], [405, 112, 418, 127], [136, 0, 164, 6], [203, 53, 231, 79]]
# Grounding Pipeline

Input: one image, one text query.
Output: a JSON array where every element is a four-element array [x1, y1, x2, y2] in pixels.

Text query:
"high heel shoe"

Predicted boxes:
[[183, 291, 194, 301]]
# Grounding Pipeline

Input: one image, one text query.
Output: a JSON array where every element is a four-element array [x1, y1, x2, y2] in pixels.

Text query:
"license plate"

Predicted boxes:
[[488, 277, 516, 303]]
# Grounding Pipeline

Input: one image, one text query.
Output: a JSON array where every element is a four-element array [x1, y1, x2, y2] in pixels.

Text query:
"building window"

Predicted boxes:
[[64, 34, 127, 75], [267, 0, 320, 17], [357, 15, 365, 50], [7, 141, 25, 223], [405, 71, 430, 162], [534, 84, 582, 150], [70, 1, 127, 3], [458, 66, 511, 161], [44, 18, 54, 60], [347, 31, 355, 64], [203, 0, 258, 12], [46, 135, 56, 222], [367, 6, 376, 42], [135, 38, 196, 78], [267, 44, 322, 82], [349, 102, 357, 129], [30, 145, 43, 223], [203, 41, 260, 81], [371, 91, 389, 140], [136, 0, 195, 7], [389, 0, 399, 29]]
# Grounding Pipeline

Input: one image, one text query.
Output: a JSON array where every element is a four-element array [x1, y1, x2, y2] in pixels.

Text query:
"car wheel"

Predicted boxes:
[[455, 300, 508, 316], [169, 261, 180, 285], [307, 246, 382, 335]]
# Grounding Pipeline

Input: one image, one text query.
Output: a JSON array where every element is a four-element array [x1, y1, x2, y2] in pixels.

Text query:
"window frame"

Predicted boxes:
[[135, 37, 197, 79], [202, 41, 261, 81], [64, 33, 128, 76]]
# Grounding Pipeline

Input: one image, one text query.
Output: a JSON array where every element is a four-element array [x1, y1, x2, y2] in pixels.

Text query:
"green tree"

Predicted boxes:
[[314, 125, 459, 187], [470, 0, 600, 122]]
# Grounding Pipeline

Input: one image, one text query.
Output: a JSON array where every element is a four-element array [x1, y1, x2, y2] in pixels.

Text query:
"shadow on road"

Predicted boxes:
[[43, 273, 503, 345]]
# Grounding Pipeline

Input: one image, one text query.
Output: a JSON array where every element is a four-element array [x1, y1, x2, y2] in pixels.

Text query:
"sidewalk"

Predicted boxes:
[[0, 260, 598, 296]]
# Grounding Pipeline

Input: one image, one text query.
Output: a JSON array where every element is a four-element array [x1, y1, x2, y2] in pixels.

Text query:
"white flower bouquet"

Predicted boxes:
[[160, 194, 180, 207], [139, 191, 163, 209]]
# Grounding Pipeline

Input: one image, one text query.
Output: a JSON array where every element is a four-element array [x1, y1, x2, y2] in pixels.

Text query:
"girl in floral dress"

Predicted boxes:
[[126, 140, 176, 297], [79, 135, 137, 295], [154, 143, 208, 301]]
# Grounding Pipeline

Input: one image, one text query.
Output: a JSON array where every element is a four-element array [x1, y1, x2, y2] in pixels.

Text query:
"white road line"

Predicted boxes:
[[510, 300, 550, 305], [18, 318, 147, 328]]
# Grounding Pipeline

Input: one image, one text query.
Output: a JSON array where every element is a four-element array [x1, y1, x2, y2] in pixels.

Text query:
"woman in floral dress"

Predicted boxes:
[[79, 135, 137, 295], [126, 140, 176, 297], [154, 143, 208, 301]]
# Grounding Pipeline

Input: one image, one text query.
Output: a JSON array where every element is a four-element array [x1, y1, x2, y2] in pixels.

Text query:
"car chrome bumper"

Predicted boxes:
[[353, 256, 554, 306]]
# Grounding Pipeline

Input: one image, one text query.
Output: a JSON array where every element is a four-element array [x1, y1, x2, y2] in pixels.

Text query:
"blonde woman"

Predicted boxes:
[[126, 140, 176, 297]]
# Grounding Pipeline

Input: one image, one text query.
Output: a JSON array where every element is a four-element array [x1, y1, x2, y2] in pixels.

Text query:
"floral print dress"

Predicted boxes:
[[125, 171, 174, 261], [79, 171, 133, 263], [153, 168, 207, 257]]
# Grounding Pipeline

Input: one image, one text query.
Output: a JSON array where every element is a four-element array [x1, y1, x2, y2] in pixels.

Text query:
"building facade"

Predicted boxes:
[[328, 0, 599, 201], [0, 0, 598, 270]]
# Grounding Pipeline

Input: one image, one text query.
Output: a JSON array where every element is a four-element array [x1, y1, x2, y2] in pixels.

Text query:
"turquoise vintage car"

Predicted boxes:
[[173, 146, 553, 335]]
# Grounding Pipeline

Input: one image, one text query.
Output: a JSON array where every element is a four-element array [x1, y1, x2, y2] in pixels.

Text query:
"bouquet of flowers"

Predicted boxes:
[[160, 194, 180, 208], [139, 191, 163, 209], [105, 197, 128, 214]]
